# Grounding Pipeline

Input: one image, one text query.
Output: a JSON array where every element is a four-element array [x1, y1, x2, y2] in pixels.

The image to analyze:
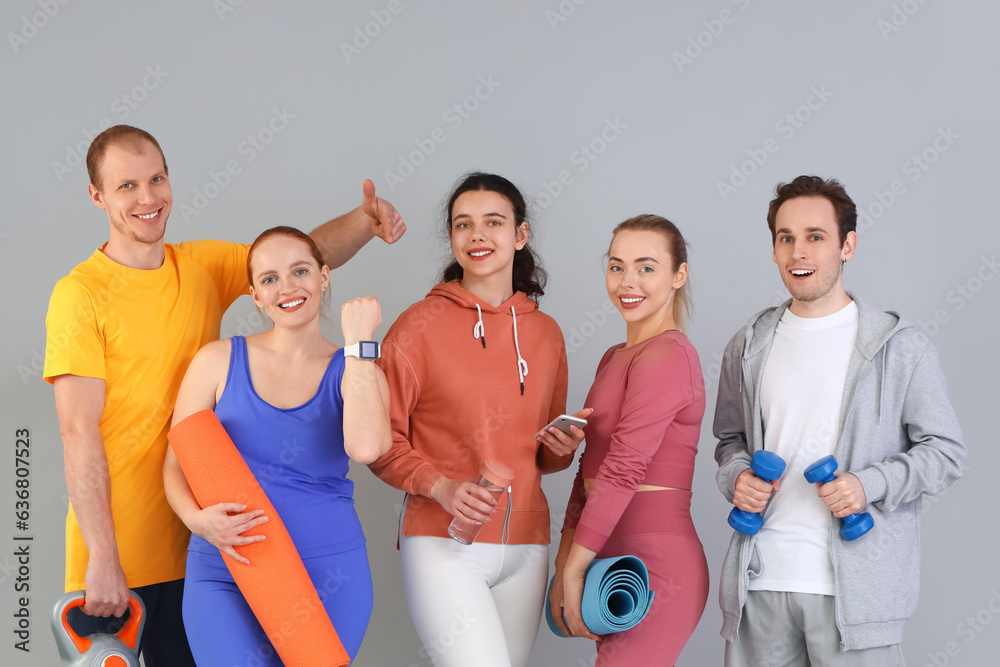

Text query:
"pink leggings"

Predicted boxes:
[[592, 490, 709, 667]]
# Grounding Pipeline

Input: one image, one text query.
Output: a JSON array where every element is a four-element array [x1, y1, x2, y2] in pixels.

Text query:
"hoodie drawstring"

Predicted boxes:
[[878, 347, 885, 423], [473, 304, 486, 348], [511, 306, 529, 395]]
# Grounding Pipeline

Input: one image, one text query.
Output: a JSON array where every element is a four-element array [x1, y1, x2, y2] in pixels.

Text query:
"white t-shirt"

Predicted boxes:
[[749, 300, 859, 596]]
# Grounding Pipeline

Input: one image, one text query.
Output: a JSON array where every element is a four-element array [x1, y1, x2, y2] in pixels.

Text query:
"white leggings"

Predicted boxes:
[[399, 535, 549, 667]]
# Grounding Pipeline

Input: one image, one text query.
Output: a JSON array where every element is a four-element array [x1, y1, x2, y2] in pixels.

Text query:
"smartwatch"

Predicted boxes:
[[343, 341, 380, 360]]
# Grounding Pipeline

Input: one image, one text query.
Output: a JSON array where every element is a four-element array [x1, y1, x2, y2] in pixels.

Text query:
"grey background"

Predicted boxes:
[[1, 1, 996, 665]]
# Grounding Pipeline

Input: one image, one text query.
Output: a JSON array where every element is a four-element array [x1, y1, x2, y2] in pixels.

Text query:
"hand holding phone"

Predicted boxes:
[[543, 414, 588, 436], [536, 409, 593, 458]]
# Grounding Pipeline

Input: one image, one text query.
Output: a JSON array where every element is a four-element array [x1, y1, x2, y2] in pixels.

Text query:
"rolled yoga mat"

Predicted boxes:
[[545, 555, 655, 637], [168, 409, 350, 667]]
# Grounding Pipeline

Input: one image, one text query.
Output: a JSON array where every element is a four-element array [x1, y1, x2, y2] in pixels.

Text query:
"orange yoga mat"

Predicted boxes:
[[168, 409, 350, 667]]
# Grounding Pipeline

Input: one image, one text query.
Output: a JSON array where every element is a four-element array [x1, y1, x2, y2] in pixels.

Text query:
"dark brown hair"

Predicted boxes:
[[86, 125, 167, 190], [766, 175, 857, 245], [610, 214, 692, 331], [441, 172, 546, 299]]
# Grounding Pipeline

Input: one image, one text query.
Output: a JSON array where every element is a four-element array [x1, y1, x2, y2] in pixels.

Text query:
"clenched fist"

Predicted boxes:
[[341, 296, 382, 346]]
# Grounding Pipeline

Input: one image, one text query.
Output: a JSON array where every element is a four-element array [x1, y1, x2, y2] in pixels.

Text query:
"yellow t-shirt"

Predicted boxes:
[[44, 240, 250, 590]]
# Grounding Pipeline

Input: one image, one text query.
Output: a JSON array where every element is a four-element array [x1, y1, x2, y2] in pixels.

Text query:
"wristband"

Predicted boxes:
[[343, 341, 380, 360]]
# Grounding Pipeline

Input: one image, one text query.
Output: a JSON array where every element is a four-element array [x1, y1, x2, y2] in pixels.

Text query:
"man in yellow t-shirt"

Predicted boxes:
[[43, 125, 405, 665]]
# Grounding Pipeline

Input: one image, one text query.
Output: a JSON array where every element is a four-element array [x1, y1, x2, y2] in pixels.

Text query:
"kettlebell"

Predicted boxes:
[[51, 590, 145, 667]]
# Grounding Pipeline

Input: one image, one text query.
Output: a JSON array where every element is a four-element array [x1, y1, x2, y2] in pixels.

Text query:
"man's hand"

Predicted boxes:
[[733, 469, 780, 513], [817, 473, 867, 517], [361, 179, 406, 244], [82, 553, 130, 618]]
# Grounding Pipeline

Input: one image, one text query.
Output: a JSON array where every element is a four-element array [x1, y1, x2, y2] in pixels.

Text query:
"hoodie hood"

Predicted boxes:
[[740, 294, 910, 424], [740, 294, 906, 362], [427, 280, 538, 315]]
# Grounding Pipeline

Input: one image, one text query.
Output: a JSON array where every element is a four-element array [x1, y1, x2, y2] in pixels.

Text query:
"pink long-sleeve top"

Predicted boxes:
[[563, 331, 706, 553]]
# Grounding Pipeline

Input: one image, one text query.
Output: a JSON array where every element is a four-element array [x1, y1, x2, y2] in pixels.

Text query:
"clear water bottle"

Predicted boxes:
[[447, 460, 515, 545]]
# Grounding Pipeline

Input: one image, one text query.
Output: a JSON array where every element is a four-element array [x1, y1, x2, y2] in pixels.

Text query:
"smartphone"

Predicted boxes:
[[542, 414, 588, 436]]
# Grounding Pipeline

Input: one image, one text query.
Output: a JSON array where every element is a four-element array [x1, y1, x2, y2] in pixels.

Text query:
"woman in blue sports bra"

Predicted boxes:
[[163, 225, 391, 664]]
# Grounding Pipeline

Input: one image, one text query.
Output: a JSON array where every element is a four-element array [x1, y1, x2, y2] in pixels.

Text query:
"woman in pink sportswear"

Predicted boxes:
[[550, 214, 710, 665]]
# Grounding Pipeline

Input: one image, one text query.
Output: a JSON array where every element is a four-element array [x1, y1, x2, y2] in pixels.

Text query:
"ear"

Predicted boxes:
[[841, 230, 857, 262], [515, 221, 529, 251], [249, 285, 263, 309], [673, 262, 689, 290], [88, 183, 107, 211], [320, 265, 330, 292]]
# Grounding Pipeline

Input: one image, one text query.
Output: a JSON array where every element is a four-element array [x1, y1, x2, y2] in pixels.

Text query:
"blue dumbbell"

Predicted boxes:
[[728, 451, 786, 535], [803, 455, 874, 541]]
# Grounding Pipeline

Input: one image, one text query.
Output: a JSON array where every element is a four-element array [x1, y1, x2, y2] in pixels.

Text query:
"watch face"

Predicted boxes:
[[359, 341, 379, 359]]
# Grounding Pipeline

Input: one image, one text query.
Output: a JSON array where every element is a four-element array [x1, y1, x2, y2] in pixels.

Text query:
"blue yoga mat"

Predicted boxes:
[[545, 555, 655, 637]]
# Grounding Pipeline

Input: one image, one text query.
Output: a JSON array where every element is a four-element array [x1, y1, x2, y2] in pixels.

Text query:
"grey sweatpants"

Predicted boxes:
[[724, 591, 906, 667]]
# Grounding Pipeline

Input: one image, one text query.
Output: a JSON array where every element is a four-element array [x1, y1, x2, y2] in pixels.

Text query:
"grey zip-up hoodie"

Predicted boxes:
[[714, 295, 965, 651]]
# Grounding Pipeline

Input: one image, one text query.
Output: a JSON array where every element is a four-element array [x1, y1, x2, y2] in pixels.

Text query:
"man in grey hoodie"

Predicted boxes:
[[714, 175, 965, 665]]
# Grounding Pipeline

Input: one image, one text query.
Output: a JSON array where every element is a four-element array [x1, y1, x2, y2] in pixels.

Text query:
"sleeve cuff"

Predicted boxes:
[[852, 466, 888, 505], [721, 459, 752, 502], [413, 467, 445, 498], [572, 523, 609, 554], [573, 510, 617, 554]]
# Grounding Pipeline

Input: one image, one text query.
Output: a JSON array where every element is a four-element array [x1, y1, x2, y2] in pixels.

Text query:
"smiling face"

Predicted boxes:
[[606, 229, 687, 336], [89, 140, 172, 249], [249, 234, 330, 328], [449, 189, 528, 295], [772, 195, 856, 317]]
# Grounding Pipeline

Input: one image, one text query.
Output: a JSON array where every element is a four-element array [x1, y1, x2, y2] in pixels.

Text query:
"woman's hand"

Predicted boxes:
[[429, 477, 497, 524], [548, 562, 572, 637], [341, 296, 382, 346], [536, 408, 594, 458], [190, 503, 267, 565], [562, 558, 601, 641]]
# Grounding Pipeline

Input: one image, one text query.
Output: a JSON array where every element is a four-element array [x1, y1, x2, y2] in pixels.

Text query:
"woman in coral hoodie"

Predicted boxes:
[[369, 173, 590, 667], [549, 215, 709, 665]]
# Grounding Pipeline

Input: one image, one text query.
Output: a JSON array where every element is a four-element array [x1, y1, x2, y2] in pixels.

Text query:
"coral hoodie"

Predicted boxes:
[[369, 281, 571, 545]]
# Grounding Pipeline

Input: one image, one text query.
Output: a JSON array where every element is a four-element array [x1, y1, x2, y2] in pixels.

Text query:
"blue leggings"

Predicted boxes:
[[182, 544, 373, 665]]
